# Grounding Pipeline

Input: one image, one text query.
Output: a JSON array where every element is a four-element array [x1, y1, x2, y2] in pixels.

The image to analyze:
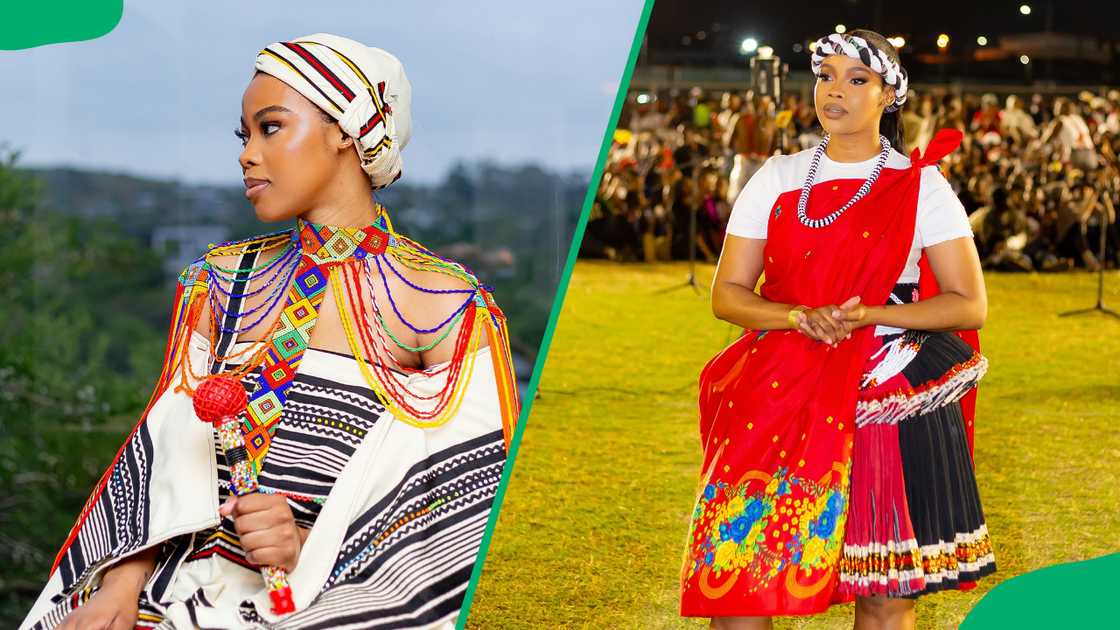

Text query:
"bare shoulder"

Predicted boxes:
[[387, 234, 485, 295], [396, 259, 487, 319], [398, 264, 481, 291], [389, 246, 495, 360]]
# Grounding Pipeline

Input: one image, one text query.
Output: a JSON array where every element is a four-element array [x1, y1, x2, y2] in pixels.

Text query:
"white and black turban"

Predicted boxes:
[[810, 33, 909, 112], [255, 33, 412, 189]]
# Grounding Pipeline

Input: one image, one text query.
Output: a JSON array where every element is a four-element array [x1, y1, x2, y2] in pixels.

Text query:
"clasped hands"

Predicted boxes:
[[793, 296, 869, 348]]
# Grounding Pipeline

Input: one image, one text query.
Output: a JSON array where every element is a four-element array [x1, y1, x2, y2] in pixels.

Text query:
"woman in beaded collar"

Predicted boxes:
[[680, 29, 993, 630], [33, 33, 519, 630]]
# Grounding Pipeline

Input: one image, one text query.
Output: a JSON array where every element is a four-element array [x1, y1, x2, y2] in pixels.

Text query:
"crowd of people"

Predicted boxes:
[[583, 86, 1120, 273]]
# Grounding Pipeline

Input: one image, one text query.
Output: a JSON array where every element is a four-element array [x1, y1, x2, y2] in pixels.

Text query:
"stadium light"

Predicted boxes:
[[1020, 54, 1030, 64], [636, 93, 651, 104], [1020, 4, 1032, 15], [888, 36, 906, 49], [808, 41, 819, 52], [740, 37, 758, 54], [835, 24, 847, 34], [977, 35, 988, 46], [937, 33, 950, 49]]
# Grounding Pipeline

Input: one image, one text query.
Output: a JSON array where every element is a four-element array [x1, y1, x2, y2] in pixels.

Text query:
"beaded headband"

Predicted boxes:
[[810, 32, 909, 112]]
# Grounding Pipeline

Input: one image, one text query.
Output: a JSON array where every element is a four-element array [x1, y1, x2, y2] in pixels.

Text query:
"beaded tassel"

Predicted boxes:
[[860, 333, 924, 389], [192, 376, 295, 615]]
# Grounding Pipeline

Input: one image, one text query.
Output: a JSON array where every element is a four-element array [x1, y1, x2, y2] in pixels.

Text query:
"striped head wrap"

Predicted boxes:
[[255, 33, 412, 189], [810, 33, 909, 112]]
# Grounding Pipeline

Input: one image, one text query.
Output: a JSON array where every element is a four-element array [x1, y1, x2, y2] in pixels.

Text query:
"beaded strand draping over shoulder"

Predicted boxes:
[[168, 202, 521, 470], [797, 134, 891, 229]]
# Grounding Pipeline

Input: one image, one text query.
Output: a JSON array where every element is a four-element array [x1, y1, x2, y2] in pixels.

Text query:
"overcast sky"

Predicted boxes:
[[0, 1, 644, 186]]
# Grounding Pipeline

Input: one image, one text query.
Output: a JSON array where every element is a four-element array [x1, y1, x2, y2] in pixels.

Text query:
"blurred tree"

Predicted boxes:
[[0, 146, 170, 625]]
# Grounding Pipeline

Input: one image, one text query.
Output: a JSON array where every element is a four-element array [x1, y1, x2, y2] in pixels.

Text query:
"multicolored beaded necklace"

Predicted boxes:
[[175, 202, 515, 475]]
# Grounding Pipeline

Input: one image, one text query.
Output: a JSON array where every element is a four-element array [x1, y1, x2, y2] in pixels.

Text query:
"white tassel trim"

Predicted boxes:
[[839, 524, 996, 593], [860, 333, 926, 389], [856, 354, 989, 427]]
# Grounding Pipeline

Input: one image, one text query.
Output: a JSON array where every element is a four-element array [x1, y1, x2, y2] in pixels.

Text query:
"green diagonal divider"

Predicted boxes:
[[453, 0, 656, 627], [0, 0, 122, 50]]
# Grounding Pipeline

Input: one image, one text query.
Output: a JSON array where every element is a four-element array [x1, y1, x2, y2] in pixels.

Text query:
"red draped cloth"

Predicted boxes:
[[918, 253, 980, 458], [680, 129, 977, 616]]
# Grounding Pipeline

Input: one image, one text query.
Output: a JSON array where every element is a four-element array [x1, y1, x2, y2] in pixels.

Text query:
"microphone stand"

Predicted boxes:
[[658, 202, 705, 295], [658, 155, 708, 296], [1060, 205, 1118, 319]]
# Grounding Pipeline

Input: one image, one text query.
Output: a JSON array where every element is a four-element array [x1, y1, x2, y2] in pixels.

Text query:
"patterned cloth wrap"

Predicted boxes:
[[20, 225, 517, 629], [679, 129, 983, 616]]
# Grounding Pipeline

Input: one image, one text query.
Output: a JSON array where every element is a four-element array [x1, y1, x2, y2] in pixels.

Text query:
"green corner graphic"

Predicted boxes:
[[0, 0, 122, 50], [962, 552, 1118, 628]]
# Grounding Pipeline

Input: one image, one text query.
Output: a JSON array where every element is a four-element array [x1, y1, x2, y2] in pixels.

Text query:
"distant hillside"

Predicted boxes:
[[17, 160, 590, 365]]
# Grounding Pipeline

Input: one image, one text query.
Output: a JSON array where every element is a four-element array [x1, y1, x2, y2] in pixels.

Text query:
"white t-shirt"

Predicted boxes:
[[725, 146, 973, 284]]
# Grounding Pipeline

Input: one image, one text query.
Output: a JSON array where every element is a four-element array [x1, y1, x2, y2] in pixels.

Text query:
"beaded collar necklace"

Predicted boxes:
[[189, 202, 495, 475], [295, 207, 393, 264]]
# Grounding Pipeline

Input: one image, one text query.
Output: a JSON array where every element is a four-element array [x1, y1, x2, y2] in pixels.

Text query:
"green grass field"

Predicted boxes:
[[467, 262, 1120, 630]]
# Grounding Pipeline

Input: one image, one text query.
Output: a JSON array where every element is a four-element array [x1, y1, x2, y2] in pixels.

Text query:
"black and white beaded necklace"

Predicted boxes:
[[797, 134, 891, 228]]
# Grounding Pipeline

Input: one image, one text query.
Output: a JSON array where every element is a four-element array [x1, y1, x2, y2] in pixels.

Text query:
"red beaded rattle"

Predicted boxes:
[[193, 375, 295, 615]]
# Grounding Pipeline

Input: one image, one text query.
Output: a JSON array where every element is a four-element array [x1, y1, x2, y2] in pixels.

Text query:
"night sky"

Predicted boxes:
[[641, 0, 1120, 84]]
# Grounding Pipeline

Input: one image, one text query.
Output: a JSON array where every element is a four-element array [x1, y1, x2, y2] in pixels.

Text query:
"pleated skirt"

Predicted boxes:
[[837, 283, 998, 599]]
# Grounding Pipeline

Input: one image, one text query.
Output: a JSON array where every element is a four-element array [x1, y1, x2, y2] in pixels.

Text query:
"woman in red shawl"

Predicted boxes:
[[680, 30, 996, 629]]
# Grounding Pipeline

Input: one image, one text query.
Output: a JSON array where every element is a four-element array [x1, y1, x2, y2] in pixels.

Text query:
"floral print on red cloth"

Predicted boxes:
[[684, 460, 851, 599]]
